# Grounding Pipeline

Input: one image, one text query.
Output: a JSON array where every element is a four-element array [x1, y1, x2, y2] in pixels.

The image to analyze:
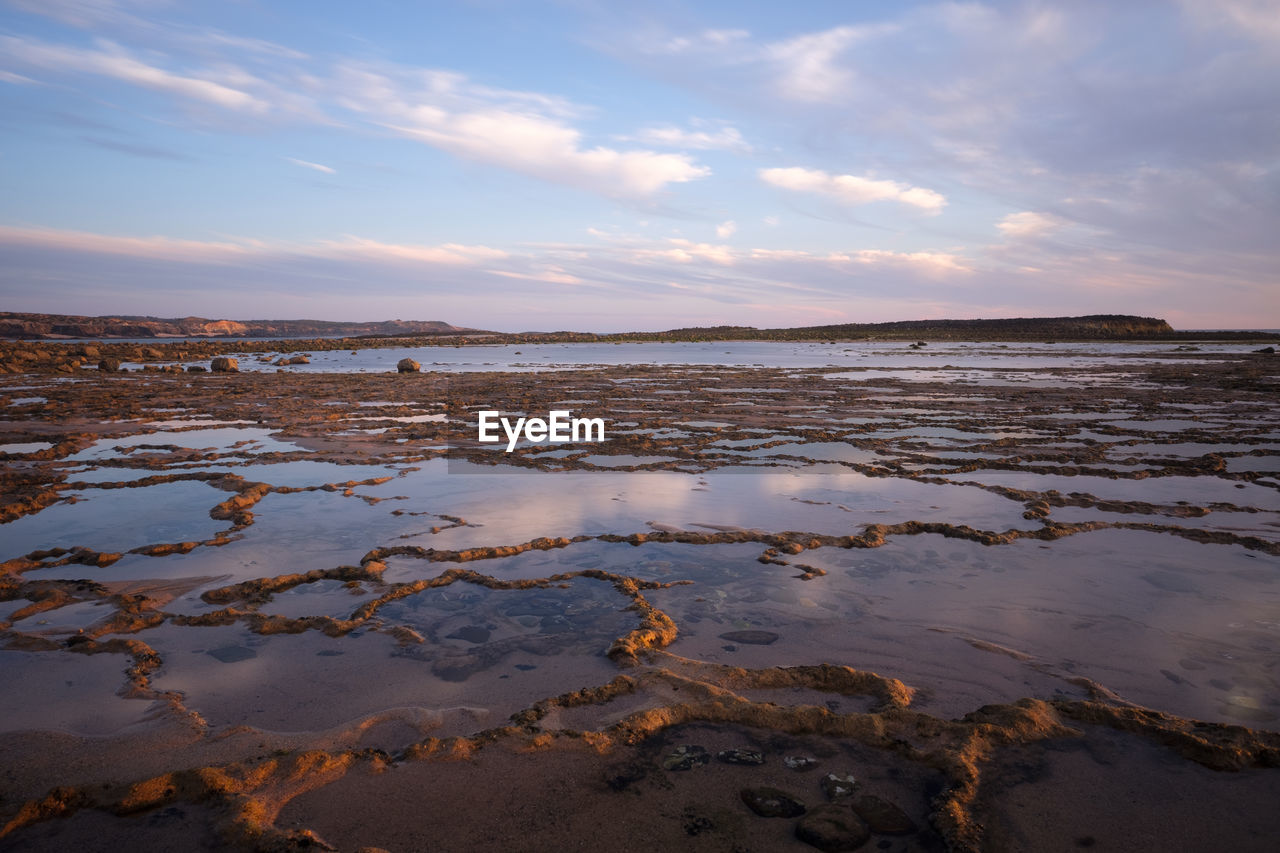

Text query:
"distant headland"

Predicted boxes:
[[0, 313, 472, 340]]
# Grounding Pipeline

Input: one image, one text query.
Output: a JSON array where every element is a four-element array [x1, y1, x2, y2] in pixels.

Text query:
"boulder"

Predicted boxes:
[[850, 794, 916, 834], [795, 804, 870, 851], [740, 787, 806, 818], [187, 365, 207, 373], [211, 357, 239, 373], [820, 773, 859, 801], [98, 358, 121, 372], [276, 354, 310, 365], [717, 748, 765, 766], [397, 358, 421, 373], [662, 745, 710, 771]]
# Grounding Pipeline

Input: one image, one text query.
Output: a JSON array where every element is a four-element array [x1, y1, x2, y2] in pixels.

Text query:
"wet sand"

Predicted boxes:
[[1, 343, 1278, 851]]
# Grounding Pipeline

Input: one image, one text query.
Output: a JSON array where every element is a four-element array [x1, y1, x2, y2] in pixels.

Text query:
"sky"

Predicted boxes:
[[0, 0, 1277, 332]]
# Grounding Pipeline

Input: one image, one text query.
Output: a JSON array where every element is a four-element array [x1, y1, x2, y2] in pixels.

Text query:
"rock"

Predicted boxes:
[[211, 357, 239, 373], [717, 748, 765, 766], [820, 773, 858, 801], [207, 645, 257, 663], [277, 354, 310, 365], [851, 794, 916, 834], [397, 358, 421, 373], [98, 358, 121, 372], [446, 625, 491, 644], [1254, 346, 1276, 354], [795, 804, 870, 851], [739, 786, 805, 818], [718, 630, 779, 645], [785, 755, 820, 771], [78, 345, 100, 358], [663, 745, 710, 771], [187, 365, 207, 373], [141, 347, 164, 359]]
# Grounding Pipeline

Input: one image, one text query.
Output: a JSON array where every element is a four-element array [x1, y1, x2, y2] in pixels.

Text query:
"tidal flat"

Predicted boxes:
[[1, 341, 1278, 852]]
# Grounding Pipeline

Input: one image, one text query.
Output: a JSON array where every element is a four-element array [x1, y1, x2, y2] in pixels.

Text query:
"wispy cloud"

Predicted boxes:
[[286, 157, 335, 174], [997, 211, 1060, 239], [81, 135, 190, 161], [0, 35, 270, 112], [760, 167, 946, 214], [764, 25, 888, 103], [623, 121, 751, 152]]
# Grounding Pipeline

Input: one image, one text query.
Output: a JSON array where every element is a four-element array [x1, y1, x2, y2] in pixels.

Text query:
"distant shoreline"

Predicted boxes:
[[4, 311, 1279, 344]]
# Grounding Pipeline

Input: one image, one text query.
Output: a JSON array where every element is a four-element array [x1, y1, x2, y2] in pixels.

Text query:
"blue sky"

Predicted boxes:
[[1, 0, 1276, 331]]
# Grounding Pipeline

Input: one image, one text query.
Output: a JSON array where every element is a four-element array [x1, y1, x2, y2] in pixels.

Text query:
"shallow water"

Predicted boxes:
[[154, 339, 1246, 374]]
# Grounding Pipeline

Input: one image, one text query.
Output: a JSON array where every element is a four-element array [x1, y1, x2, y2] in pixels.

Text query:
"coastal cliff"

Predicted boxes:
[[0, 313, 470, 340]]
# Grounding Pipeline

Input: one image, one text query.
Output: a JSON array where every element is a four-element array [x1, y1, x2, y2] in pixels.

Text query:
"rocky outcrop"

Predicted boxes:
[[210, 357, 239, 373]]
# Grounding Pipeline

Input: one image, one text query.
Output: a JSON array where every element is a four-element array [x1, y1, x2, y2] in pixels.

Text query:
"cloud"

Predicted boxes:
[[648, 28, 751, 55], [824, 249, 970, 275], [286, 157, 335, 175], [1179, 0, 1280, 43], [636, 238, 735, 266], [765, 25, 871, 102], [388, 108, 709, 197], [760, 167, 946, 213], [4, 224, 1272, 330], [331, 64, 710, 198], [1, 27, 708, 200], [0, 70, 40, 85], [997, 211, 1061, 239], [317, 236, 508, 265], [0, 226, 505, 266], [624, 122, 750, 151], [8, 0, 310, 58], [488, 267, 584, 286], [715, 220, 737, 239], [0, 35, 269, 112], [81, 135, 190, 161]]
